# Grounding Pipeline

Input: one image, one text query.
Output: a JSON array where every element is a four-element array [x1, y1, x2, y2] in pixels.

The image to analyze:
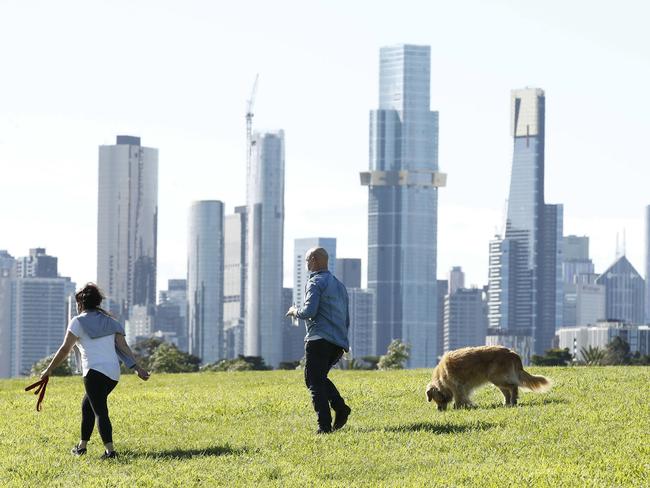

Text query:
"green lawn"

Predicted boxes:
[[1, 367, 648, 487]]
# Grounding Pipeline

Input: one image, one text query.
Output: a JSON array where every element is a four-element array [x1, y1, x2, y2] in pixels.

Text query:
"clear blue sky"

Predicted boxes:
[[1, 0, 649, 290]]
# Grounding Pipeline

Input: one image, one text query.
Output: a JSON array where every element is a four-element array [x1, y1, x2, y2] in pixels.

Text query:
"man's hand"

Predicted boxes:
[[40, 368, 51, 380], [135, 365, 150, 381], [285, 305, 298, 318]]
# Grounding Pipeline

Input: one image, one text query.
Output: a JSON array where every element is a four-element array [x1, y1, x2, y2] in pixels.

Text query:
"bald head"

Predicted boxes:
[[306, 247, 329, 272]]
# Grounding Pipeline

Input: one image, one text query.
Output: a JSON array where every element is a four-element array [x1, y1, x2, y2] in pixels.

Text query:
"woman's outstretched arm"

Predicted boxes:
[[41, 331, 78, 378], [115, 333, 150, 381]]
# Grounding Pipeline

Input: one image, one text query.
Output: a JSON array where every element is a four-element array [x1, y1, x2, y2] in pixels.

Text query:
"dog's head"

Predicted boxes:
[[425, 382, 451, 411]]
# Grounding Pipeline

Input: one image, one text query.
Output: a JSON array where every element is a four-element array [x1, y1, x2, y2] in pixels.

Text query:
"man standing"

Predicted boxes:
[[286, 247, 352, 434]]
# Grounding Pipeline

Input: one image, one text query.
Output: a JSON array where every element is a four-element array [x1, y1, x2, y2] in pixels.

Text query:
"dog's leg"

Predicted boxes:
[[498, 386, 511, 406], [509, 385, 519, 406]]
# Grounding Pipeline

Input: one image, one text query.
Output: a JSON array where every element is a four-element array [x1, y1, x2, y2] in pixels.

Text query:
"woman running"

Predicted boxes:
[[41, 283, 150, 459]]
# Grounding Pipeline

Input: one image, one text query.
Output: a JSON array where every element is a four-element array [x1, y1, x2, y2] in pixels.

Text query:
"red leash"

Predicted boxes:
[[25, 376, 49, 412]]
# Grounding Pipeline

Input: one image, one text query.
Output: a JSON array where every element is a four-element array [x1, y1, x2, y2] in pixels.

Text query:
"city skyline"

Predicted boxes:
[[1, 1, 649, 297]]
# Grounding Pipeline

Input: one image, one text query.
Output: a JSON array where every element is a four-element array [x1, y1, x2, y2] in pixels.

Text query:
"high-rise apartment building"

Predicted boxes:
[[293, 237, 337, 310], [596, 255, 645, 325], [245, 131, 285, 367], [486, 89, 563, 360], [97, 135, 158, 323], [188, 201, 225, 364], [337, 258, 361, 289], [361, 44, 446, 367]]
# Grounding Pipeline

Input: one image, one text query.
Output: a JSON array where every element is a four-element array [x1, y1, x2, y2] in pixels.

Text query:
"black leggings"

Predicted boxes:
[[81, 369, 118, 444]]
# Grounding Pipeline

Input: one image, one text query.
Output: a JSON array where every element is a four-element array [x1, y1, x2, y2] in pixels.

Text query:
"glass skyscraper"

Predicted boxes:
[[245, 130, 285, 368], [97, 135, 158, 323], [188, 200, 225, 364], [362, 45, 446, 367], [487, 89, 563, 359]]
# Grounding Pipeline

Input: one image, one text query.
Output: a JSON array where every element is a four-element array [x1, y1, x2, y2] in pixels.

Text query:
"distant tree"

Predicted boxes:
[[579, 346, 606, 366], [201, 355, 271, 372], [31, 353, 73, 376], [346, 356, 379, 370], [378, 340, 410, 370], [531, 348, 572, 366], [132, 337, 166, 369], [603, 336, 631, 365], [147, 343, 200, 373], [278, 360, 301, 370], [630, 351, 650, 365]]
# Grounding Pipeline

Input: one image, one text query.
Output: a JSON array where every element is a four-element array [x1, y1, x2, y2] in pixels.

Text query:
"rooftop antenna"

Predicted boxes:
[[623, 228, 627, 256]]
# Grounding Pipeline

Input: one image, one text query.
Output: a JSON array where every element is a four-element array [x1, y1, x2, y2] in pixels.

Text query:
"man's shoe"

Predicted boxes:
[[333, 405, 351, 431], [316, 428, 332, 435], [100, 450, 117, 460], [71, 445, 87, 456]]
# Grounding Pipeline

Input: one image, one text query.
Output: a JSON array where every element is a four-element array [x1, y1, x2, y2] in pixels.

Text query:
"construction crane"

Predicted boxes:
[[245, 74, 259, 178]]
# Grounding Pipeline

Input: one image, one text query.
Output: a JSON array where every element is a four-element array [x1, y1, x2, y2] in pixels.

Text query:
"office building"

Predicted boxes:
[[448, 266, 465, 295], [97, 135, 158, 323], [245, 131, 285, 367], [188, 201, 225, 364], [361, 44, 446, 367]]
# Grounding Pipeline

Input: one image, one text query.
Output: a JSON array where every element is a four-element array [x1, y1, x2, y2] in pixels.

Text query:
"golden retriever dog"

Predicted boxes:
[[425, 346, 552, 410]]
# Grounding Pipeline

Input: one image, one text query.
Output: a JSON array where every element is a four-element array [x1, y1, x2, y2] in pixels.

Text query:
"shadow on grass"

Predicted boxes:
[[359, 420, 495, 434], [481, 397, 569, 410], [125, 445, 248, 460]]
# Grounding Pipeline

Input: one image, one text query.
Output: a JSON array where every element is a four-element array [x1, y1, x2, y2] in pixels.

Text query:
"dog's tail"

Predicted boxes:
[[517, 369, 552, 392]]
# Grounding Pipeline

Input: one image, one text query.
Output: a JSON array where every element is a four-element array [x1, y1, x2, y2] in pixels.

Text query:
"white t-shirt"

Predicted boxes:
[[68, 317, 121, 382]]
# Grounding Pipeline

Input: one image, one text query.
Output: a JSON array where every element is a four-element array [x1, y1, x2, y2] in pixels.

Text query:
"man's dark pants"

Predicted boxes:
[[304, 339, 346, 431]]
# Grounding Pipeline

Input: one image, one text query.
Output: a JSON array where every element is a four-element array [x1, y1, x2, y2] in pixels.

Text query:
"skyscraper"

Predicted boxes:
[[596, 255, 645, 325], [337, 258, 361, 289], [486, 88, 563, 359], [293, 237, 337, 310], [361, 44, 446, 367], [97, 135, 158, 323], [281, 287, 303, 363], [0, 251, 15, 378], [188, 201, 225, 364], [224, 206, 247, 358], [245, 131, 285, 367]]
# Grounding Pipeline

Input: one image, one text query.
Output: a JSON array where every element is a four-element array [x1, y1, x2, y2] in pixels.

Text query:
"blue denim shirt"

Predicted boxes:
[[296, 270, 350, 351]]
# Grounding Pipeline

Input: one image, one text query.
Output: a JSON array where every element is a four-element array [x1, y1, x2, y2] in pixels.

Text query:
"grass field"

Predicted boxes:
[[1, 367, 648, 487]]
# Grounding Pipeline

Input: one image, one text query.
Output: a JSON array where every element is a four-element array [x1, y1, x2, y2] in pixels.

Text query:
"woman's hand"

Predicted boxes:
[[135, 365, 150, 381]]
